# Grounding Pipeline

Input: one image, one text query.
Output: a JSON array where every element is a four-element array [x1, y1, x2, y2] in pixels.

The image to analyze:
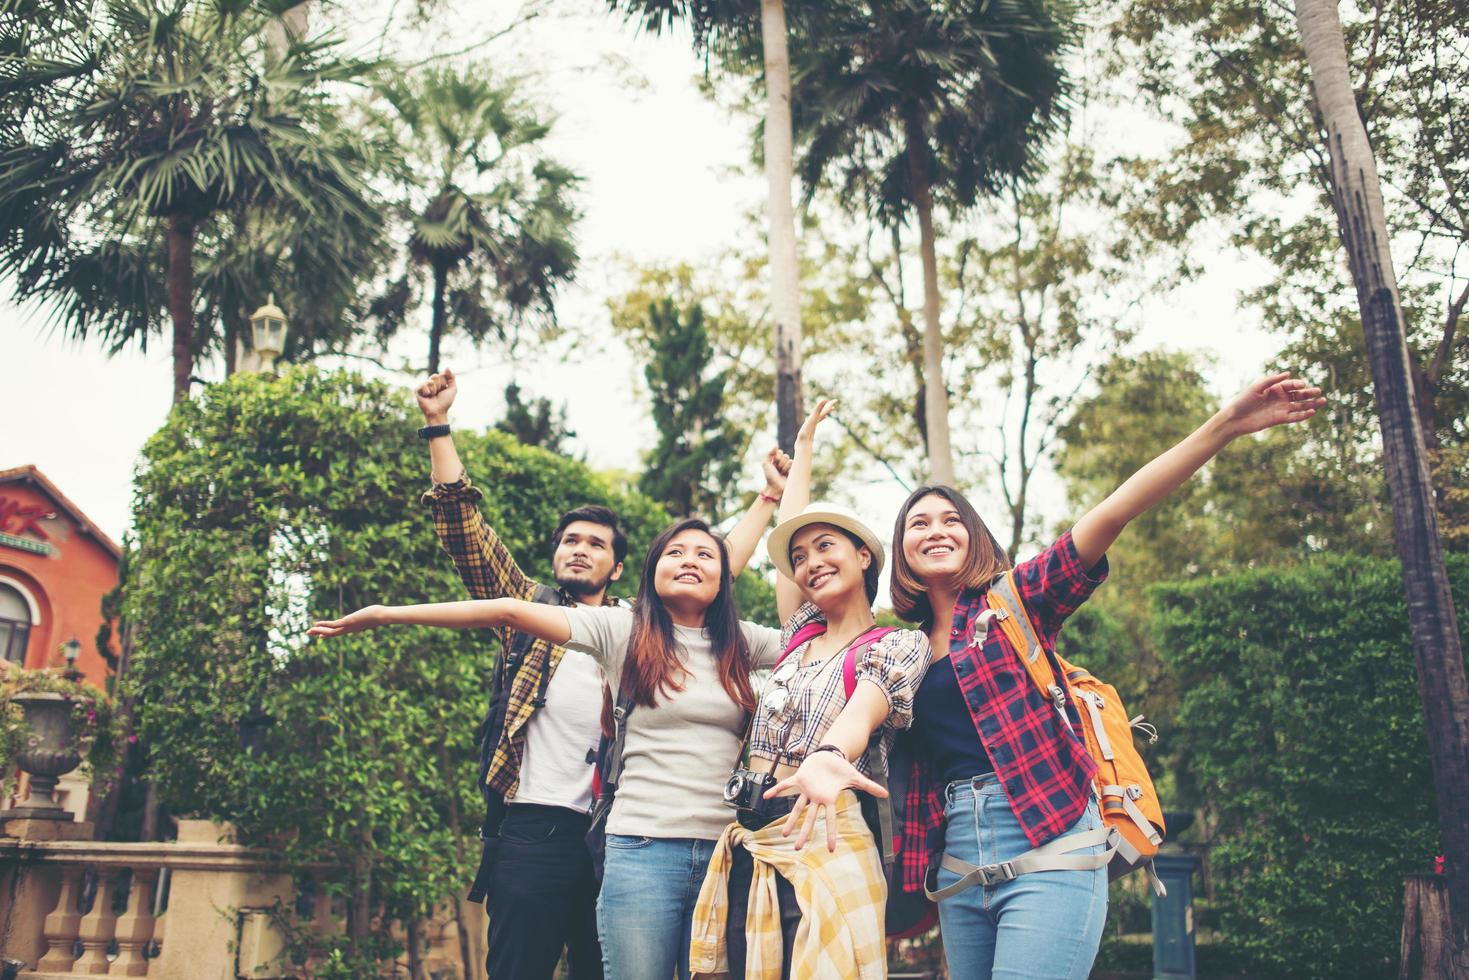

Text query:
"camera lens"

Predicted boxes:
[[723, 772, 745, 803]]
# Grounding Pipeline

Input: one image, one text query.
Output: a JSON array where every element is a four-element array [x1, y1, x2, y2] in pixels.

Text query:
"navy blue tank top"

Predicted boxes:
[[910, 655, 995, 787]]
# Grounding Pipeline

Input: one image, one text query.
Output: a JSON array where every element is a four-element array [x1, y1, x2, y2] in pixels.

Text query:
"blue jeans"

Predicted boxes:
[[597, 834, 717, 980], [934, 776, 1108, 980]]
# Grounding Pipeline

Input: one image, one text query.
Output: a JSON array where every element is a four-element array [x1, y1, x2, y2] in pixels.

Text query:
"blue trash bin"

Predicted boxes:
[[1151, 852, 1201, 979]]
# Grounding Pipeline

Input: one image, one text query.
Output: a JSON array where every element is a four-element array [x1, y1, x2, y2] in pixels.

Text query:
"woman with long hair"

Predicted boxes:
[[309, 455, 794, 980], [689, 399, 931, 979], [771, 372, 1324, 979]]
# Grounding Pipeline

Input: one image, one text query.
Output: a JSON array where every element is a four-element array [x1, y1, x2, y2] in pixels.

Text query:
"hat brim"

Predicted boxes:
[[766, 509, 886, 583]]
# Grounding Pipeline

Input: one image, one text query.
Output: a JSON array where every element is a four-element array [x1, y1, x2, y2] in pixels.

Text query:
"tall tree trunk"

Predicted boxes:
[[903, 112, 956, 486], [166, 214, 197, 403], [760, 0, 804, 452], [1294, 2, 1469, 972], [429, 260, 448, 374]]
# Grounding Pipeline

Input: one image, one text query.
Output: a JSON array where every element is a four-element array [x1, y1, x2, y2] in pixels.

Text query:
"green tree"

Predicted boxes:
[[370, 64, 580, 374], [788, 0, 1072, 484], [0, 0, 384, 401], [123, 368, 669, 964], [635, 299, 743, 519], [608, 0, 809, 450], [495, 380, 575, 455], [1292, 0, 1469, 959]]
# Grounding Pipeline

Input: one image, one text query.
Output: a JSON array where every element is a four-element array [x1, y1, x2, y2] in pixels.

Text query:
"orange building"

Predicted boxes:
[[0, 465, 121, 688]]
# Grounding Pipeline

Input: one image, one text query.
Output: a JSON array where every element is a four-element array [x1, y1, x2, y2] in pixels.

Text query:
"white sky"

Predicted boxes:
[[0, 1, 1282, 548]]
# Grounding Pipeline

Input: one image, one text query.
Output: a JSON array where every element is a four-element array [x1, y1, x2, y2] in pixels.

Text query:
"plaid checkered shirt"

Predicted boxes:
[[896, 529, 1109, 894], [424, 476, 619, 800], [690, 790, 888, 979]]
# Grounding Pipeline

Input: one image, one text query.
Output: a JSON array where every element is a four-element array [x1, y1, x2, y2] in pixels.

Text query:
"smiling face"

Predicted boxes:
[[551, 520, 623, 596], [789, 524, 871, 606], [651, 528, 724, 612], [900, 493, 973, 588]]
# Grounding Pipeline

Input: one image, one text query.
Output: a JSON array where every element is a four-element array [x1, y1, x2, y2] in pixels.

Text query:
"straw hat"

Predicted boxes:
[[766, 502, 886, 581]]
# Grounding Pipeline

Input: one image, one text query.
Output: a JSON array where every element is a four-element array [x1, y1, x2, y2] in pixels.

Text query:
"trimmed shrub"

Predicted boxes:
[[1148, 554, 1461, 979]]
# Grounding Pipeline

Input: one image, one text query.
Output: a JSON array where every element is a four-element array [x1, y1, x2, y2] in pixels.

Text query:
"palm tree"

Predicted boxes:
[[372, 66, 579, 375], [608, 0, 807, 450], [1293, 0, 1469, 967], [790, 0, 1071, 484], [0, 0, 384, 402]]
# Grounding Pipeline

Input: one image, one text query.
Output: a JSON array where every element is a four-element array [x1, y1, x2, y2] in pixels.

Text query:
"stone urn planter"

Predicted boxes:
[[2, 691, 85, 820]]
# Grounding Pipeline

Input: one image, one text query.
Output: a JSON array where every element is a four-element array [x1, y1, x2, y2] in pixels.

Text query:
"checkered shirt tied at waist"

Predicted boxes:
[[895, 529, 1109, 895], [423, 476, 618, 800], [748, 601, 931, 775]]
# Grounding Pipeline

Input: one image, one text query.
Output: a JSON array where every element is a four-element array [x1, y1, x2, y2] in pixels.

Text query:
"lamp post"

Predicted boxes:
[[61, 637, 81, 680], [248, 296, 288, 372]]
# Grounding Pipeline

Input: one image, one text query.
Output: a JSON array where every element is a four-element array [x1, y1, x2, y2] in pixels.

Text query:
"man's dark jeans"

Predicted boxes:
[[486, 803, 603, 980]]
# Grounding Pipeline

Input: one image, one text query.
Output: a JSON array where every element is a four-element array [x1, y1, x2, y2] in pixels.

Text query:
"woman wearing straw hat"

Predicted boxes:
[[689, 399, 931, 979]]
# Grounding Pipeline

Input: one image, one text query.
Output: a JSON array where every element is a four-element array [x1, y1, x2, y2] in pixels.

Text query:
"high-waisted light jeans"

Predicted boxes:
[[933, 775, 1109, 980], [596, 834, 717, 980]]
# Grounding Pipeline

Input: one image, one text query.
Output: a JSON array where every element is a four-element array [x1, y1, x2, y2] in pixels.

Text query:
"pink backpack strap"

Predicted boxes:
[[842, 626, 898, 697], [778, 621, 828, 667]]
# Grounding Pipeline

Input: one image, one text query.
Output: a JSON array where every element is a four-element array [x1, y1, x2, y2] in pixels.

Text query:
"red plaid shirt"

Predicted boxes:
[[896, 530, 1108, 893]]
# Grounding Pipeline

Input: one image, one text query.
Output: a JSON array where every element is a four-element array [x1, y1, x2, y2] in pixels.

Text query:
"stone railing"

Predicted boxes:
[[0, 818, 485, 980]]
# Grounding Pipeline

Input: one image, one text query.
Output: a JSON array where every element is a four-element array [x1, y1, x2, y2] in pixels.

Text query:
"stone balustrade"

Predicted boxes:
[[0, 818, 486, 979]]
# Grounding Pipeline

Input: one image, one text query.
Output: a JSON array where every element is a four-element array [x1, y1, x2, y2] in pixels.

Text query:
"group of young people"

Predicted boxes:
[[309, 366, 1324, 979]]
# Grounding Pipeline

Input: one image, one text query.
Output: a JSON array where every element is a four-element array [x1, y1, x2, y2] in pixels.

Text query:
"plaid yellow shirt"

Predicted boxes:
[[690, 792, 888, 979], [424, 476, 618, 800]]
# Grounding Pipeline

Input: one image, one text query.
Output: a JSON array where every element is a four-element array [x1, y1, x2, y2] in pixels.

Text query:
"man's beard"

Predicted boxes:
[[555, 567, 611, 598]]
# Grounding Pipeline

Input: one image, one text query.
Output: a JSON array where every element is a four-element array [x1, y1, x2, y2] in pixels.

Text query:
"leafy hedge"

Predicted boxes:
[[124, 368, 776, 958], [1148, 554, 1461, 979]]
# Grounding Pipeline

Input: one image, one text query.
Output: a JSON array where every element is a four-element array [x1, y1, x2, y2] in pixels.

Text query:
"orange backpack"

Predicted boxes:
[[983, 569, 1167, 894]]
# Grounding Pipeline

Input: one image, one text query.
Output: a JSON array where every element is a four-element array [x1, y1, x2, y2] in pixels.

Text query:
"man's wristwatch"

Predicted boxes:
[[417, 423, 451, 440]]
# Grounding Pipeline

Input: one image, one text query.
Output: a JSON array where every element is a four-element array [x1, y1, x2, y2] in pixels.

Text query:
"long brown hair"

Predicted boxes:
[[889, 485, 1011, 625], [619, 517, 755, 712]]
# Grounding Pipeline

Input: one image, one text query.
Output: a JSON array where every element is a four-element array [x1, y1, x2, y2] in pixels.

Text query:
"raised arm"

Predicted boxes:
[[1071, 371, 1324, 569], [418, 369, 533, 602], [724, 447, 791, 578], [775, 400, 834, 624], [308, 596, 572, 645], [419, 369, 466, 485]]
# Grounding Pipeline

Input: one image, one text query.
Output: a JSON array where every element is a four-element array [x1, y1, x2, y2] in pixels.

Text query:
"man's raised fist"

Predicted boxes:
[[416, 368, 457, 422]]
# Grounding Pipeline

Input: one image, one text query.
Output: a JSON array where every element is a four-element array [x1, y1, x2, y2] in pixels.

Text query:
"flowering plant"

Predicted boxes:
[[0, 663, 122, 803]]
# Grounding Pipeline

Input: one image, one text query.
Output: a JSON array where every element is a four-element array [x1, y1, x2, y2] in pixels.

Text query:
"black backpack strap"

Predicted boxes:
[[467, 581, 566, 903]]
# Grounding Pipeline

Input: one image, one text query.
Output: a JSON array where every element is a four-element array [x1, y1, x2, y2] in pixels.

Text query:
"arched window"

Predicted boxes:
[[0, 582, 31, 665]]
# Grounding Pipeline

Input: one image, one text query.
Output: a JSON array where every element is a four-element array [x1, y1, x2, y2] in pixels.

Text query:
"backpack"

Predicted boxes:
[[467, 582, 565, 904], [926, 570, 1167, 901], [775, 622, 938, 940]]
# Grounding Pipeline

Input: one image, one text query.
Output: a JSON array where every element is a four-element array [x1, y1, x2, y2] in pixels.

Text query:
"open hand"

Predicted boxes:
[[307, 605, 388, 639], [416, 369, 458, 423], [1222, 372, 1325, 438], [763, 749, 886, 851], [796, 398, 836, 446]]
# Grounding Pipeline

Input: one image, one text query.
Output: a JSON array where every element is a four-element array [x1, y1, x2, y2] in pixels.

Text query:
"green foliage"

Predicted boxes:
[[122, 368, 672, 956], [496, 381, 576, 456], [368, 63, 580, 372], [635, 299, 744, 520], [1105, 0, 1469, 513], [0, 0, 389, 383], [1149, 554, 1458, 978]]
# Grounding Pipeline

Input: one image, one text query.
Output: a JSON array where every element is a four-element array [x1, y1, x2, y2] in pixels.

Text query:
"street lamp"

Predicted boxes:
[[60, 640, 80, 678], [248, 295, 288, 372]]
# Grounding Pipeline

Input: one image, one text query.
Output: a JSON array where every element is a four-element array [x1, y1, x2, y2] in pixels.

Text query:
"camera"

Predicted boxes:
[[723, 766, 777, 814]]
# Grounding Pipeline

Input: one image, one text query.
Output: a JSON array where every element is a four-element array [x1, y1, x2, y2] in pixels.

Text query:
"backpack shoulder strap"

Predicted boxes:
[[985, 570, 1062, 703], [778, 621, 828, 667], [840, 626, 900, 698]]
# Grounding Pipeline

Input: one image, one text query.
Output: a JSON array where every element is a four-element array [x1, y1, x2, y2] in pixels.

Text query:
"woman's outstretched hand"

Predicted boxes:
[[1221, 372, 1325, 438], [796, 398, 835, 445], [764, 749, 886, 852], [307, 605, 388, 638]]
